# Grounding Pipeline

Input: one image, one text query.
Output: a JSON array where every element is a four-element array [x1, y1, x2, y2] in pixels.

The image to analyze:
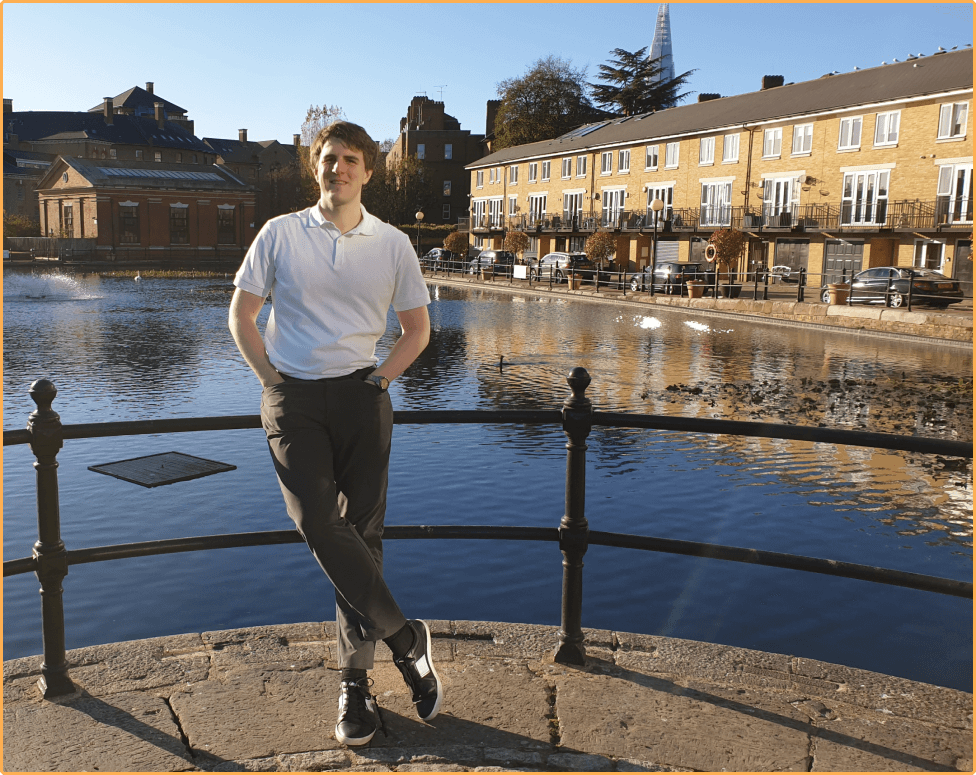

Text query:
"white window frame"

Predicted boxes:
[[913, 239, 946, 271], [443, 180, 451, 197], [762, 176, 800, 225], [563, 191, 584, 222], [699, 136, 715, 166], [472, 199, 486, 228], [664, 142, 679, 169], [722, 133, 739, 163], [762, 128, 782, 158], [561, 157, 572, 179], [838, 116, 862, 151], [841, 169, 889, 225], [938, 102, 969, 139], [509, 165, 519, 184], [576, 155, 587, 178], [645, 184, 674, 221], [541, 160, 551, 181], [476, 170, 484, 188], [645, 144, 659, 170], [445, 144, 453, 160], [936, 163, 973, 225], [601, 187, 627, 227], [792, 123, 813, 155], [618, 148, 630, 173], [528, 162, 538, 183], [442, 204, 451, 220], [601, 151, 612, 175], [488, 197, 504, 228], [528, 193, 547, 225], [508, 195, 518, 216], [417, 143, 425, 160], [700, 180, 733, 227], [874, 111, 900, 147]]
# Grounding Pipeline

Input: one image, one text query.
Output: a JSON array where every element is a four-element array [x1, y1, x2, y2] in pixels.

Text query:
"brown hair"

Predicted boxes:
[[309, 121, 378, 174]]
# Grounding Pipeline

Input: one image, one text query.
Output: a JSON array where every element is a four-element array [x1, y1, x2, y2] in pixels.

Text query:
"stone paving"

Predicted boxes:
[[3, 621, 972, 772]]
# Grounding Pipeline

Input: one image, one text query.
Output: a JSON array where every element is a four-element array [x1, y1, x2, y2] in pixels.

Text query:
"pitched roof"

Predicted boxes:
[[37, 156, 254, 192], [88, 86, 187, 116], [202, 137, 261, 164], [468, 49, 973, 168], [5, 111, 212, 153]]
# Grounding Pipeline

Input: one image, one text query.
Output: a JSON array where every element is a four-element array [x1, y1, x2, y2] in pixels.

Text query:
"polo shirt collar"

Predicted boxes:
[[307, 204, 378, 236]]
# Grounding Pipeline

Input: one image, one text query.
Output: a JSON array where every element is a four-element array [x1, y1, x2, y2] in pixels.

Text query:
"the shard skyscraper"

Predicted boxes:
[[649, 3, 675, 84]]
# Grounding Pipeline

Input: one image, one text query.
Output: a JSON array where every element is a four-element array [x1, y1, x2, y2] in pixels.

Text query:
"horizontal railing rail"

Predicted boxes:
[[4, 371, 972, 698]]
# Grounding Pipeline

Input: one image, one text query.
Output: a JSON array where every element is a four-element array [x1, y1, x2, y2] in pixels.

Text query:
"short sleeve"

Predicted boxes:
[[234, 220, 276, 299], [391, 231, 432, 312]]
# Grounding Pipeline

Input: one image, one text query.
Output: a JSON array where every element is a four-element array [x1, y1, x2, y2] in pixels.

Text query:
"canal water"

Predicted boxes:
[[3, 268, 972, 691]]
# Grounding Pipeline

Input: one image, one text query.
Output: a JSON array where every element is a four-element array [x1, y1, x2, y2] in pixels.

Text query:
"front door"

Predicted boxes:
[[953, 240, 973, 298]]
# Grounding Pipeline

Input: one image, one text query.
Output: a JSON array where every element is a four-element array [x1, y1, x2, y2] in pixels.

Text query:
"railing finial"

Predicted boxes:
[[565, 367, 591, 409]]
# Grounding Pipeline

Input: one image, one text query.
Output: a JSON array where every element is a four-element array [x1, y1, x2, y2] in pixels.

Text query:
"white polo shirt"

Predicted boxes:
[[234, 205, 431, 379]]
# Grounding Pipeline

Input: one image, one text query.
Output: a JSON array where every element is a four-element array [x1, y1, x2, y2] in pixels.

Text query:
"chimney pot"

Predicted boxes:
[[146, 82, 154, 94], [239, 129, 248, 143], [104, 98, 114, 125]]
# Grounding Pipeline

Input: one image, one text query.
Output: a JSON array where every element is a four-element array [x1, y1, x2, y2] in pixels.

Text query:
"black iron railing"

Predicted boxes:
[[3, 371, 972, 698]]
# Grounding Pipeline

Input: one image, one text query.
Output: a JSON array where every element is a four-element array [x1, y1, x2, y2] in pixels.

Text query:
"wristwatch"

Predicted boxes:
[[364, 373, 390, 391]]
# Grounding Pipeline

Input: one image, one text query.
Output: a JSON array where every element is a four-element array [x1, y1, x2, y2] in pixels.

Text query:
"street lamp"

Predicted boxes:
[[415, 210, 424, 258], [649, 198, 665, 296]]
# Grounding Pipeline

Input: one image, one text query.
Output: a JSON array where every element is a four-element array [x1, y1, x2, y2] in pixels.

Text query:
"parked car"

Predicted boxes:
[[532, 252, 594, 282], [421, 248, 452, 270], [467, 250, 516, 275], [822, 267, 964, 308], [628, 261, 710, 293]]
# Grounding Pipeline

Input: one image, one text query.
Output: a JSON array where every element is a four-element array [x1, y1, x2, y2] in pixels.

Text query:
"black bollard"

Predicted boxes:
[[27, 379, 75, 697], [554, 367, 593, 665]]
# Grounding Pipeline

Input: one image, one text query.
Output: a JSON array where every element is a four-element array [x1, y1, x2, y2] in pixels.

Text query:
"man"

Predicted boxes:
[[229, 120, 441, 746]]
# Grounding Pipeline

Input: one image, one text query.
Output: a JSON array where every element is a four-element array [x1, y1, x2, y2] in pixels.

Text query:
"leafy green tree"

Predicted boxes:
[[589, 48, 695, 116], [3, 210, 40, 237], [493, 56, 607, 149], [443, 230, 469, 260]]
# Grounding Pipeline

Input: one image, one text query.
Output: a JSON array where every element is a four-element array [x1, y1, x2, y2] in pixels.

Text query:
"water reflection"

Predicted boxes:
[[2, 268, 972, 689]]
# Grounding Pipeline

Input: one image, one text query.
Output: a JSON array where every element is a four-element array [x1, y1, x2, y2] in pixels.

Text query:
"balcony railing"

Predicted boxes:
[[4, 372, 971, 699]]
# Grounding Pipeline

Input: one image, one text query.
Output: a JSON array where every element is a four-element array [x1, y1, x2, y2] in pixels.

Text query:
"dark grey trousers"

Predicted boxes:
[[260, 371, 407, 669]]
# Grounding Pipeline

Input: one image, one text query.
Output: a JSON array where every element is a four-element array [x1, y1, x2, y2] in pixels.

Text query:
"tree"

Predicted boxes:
[[367, 154, 439, 226], [589, 47, 695, 116], [493, 56, 608, 149], [443, 230, 469, 260], [3, 210, 40, 237], [585, 231, 617, 270], [503, 231, 530, 263], [707, 228, 747, 285]]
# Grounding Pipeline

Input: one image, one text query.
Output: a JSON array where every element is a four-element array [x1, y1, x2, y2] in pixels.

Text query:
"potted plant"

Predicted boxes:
[[504, 230, 530, 280], [707, 228, 747, 298], [585, 231, 617, 290]]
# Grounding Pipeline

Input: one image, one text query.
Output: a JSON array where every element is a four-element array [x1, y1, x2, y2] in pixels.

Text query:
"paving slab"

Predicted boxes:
[[3, 621, 971, 773]]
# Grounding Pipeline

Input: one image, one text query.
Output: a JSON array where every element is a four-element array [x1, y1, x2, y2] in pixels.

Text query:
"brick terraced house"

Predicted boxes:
[[464, 49, 973, 295]]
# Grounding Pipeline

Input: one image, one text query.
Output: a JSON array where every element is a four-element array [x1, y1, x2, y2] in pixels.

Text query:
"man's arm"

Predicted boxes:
[[373, 305, 430, 382], [228, 287, 284, 388]]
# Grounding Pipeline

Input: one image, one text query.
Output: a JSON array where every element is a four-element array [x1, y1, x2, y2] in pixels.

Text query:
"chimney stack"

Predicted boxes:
[[146, 82, 154, 94], [239, 129, 248, 143], [697, 93, 721, 103], [761, 75, 785, 90], [155, 102, 165, 129], [103, 98, 114, 125], [293, 133, 301, 147], [3, 98, 12, 113]]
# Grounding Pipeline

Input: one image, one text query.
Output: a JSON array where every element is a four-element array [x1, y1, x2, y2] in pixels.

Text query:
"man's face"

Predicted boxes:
[[316, 139, 373, 208]]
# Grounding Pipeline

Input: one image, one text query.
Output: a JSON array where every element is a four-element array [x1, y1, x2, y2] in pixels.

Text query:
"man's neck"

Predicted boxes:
[[317, 199, 363, 234]]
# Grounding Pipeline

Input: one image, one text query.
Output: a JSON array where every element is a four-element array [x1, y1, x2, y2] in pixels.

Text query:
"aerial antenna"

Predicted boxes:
[[435, 85, 447, 100]]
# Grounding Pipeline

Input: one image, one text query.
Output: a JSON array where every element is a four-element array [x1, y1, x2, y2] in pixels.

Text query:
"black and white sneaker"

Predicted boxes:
[[393, 620, 443, 721], [335, 678, 378, 746]]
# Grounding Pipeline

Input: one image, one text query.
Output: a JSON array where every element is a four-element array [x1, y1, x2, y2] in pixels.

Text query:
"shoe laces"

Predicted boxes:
[[338, 678, 375, 722]]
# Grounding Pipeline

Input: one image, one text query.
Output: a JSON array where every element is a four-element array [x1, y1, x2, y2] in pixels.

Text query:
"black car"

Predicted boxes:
[[629, 261, 710, 293], [467, 250, 516, 275], [421, 248, 452, 270], [532, 252, 594, 282], [824, 267, 964, 308]]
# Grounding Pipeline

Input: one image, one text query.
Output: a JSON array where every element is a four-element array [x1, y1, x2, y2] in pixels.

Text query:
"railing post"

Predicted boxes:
[[27, 378, 75, 698], [554, 367, 593, 665]]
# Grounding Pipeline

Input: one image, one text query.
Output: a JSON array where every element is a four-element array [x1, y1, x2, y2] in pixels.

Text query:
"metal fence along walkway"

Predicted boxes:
[[3, 368, 972, 700]]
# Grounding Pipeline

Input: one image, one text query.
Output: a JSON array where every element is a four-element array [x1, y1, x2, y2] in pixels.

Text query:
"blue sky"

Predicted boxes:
[[2, 3, 972, 147]]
